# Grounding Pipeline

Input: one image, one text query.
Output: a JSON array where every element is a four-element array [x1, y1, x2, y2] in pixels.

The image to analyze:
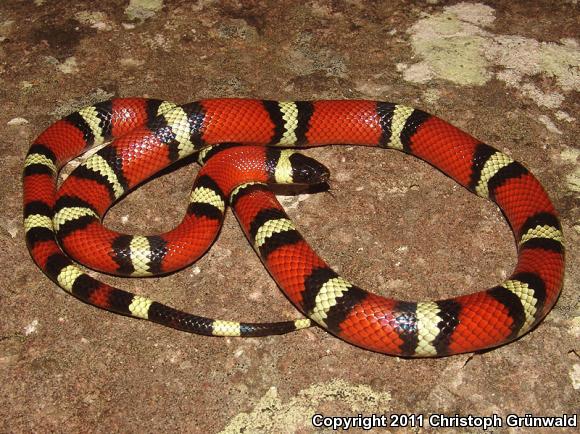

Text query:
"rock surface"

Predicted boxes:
[[1, 1, 578, 432]]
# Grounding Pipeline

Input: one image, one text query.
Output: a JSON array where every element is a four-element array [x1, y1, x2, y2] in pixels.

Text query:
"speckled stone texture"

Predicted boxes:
[[1, 1, 578, 433]]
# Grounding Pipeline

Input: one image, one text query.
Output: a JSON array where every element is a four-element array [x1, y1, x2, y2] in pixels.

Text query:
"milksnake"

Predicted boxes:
[[23, 98, 565, 357]]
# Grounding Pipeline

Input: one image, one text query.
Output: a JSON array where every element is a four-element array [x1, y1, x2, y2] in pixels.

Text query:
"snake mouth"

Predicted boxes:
[[289, 153, 330, 185]]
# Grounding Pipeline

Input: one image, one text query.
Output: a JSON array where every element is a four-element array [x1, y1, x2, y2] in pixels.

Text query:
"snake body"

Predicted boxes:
[[23, 98, 565, 356]]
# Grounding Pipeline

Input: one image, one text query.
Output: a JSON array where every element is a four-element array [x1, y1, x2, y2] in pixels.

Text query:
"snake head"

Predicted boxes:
[[285, 151, 330, 185]]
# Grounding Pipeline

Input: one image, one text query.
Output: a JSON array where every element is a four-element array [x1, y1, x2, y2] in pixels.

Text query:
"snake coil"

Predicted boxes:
[[24, 98, 565, 357]]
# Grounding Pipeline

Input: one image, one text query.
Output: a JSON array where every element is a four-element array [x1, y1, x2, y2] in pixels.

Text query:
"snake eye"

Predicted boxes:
[[289, 153, 330, 184]]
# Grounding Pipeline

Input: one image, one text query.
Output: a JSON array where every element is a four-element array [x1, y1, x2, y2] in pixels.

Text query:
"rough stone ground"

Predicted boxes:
[[1, 1, 578, 433]]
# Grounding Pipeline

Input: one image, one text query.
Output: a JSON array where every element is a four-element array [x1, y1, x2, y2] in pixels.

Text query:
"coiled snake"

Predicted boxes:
[[23, 98, 565, 357]]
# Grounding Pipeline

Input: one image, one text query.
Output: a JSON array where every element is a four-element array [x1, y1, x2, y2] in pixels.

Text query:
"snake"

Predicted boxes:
[[23, 98, 565, 357]]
